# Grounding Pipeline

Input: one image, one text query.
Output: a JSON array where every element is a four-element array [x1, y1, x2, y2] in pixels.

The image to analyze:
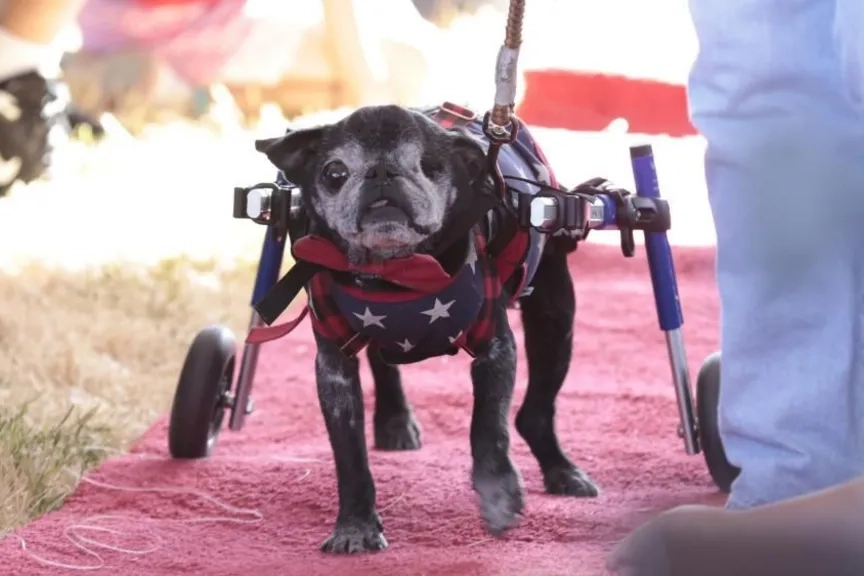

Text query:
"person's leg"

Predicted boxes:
[[688, 0, 864, 510], [606, 1, 864, 572], [0, 0, 87, 196], [834, 0, 864, 112]]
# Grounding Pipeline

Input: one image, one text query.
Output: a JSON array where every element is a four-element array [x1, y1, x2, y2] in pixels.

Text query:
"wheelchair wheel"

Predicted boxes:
[[696, 351, 741, 493], [168, 325, 237, 459]]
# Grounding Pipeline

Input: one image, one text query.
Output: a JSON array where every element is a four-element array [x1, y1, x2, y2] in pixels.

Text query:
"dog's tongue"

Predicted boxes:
[[362, 204, 409, 225]]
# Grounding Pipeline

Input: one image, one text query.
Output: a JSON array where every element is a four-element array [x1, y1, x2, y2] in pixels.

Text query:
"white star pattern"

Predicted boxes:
[[396, 339, 414, 352], [421, 298, 455, 324], [353, 307, 386, 328], [448, 330, 463, 344], [465, 245, 478, 273]]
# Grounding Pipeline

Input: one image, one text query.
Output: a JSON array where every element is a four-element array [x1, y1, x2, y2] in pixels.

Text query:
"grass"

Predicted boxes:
[[0, 257, 257, 534]]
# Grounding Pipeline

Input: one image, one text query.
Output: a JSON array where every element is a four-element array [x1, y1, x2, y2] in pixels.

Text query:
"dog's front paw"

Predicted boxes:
[[543, 464, 599, 497], [374, 411, 421, 451], [321, 514, 388, 554], [473, 460, 525, 536]]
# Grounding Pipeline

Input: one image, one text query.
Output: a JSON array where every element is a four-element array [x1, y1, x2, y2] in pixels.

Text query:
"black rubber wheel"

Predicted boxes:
[[696, 351, 741, 493], [168, 325, 237, 459]]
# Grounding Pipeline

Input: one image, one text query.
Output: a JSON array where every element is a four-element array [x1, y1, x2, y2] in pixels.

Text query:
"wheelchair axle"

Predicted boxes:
[[219, 390, 255, 416]]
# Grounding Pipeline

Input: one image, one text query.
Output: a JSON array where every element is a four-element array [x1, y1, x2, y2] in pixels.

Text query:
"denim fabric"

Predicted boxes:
[[688, 0, 864, 508]]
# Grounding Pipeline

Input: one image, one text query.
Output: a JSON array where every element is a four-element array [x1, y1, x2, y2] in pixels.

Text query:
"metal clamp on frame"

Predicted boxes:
[[232, 182, 300, 228], [513, 189, 591, 238], [508, 181, 672, 248], [614, 193, 672, 257]]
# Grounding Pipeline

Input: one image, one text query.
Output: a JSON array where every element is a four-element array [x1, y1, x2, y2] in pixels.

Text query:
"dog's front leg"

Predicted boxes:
[[315, 337, 388, 554], [469, 303, 524, 535]]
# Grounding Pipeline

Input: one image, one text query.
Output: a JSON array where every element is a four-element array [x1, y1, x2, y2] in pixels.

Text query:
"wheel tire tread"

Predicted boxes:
[[168, 325, 236, 459], [696, 351, 741, 493]]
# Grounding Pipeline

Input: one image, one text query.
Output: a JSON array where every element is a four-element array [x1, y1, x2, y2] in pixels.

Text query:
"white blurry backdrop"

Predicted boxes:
[[0, 0, 710, 272]]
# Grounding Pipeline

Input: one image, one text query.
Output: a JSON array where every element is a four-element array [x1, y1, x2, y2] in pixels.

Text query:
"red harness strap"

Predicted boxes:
[[494, 228, 531, 303], [458, 233, 503, 354], [306, 272, 372, 356]]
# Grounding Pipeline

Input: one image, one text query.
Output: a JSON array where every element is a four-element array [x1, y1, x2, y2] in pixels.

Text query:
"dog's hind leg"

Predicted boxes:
[[367, 346, 422, 451], [515, 241, 599, 497]]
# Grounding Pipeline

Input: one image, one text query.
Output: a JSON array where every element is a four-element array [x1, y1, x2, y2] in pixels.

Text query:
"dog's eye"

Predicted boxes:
[[322, 160, 350, 189], [420, 157, 444, 179]]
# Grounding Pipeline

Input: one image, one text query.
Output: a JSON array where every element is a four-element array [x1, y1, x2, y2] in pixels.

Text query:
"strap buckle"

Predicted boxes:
[[434, 101, 477, 128], [441, 101, 476, 121]]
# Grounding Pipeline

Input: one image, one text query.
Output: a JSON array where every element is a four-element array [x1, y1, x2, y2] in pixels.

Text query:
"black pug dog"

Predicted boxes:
[[254, 104, 598, 554]]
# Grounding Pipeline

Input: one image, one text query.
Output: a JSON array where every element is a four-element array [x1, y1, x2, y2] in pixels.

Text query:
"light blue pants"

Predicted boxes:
[[688, 0, 864, 508]]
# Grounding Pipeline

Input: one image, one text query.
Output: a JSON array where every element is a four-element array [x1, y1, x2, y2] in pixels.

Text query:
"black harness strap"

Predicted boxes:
[[254, 260, 322, 325]]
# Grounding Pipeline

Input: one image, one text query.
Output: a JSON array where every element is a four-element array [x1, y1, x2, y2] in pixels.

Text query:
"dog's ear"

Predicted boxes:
[[254, 127, 324, 181], [450, 131, 487, 184]]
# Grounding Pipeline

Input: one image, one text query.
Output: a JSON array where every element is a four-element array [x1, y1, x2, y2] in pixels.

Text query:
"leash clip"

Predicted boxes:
[[481, 111, 520, 200]]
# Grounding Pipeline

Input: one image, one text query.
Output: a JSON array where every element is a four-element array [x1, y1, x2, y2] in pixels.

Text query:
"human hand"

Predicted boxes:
[[606, 505, 720, 576]]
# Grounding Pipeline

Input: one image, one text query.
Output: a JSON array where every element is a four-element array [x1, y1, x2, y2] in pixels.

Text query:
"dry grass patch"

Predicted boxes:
[[0, 257, 257, 534]]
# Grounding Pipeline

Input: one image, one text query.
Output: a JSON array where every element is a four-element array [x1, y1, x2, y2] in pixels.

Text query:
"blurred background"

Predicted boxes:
[[0, 0, 708, 536], [1, 0, 703, 270]]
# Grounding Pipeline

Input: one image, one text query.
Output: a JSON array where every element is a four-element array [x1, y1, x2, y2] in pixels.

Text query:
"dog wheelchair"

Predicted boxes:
[[165, 0, 740, 495], [164, 113, 737, 493]]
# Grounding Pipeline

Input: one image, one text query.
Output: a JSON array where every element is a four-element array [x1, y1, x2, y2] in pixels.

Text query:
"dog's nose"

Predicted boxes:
[[365, 164, 400, 181]]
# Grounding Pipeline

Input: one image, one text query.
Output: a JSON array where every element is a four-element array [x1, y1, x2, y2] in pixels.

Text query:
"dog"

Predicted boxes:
[[254, 104, 599, 554]]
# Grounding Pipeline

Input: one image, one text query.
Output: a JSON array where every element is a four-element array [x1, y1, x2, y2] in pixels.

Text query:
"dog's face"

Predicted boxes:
[[255, 105, 487, 263]]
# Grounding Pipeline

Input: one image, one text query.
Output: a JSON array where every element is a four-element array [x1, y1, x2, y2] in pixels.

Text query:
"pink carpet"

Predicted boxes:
[[1, 243, 723, 576]]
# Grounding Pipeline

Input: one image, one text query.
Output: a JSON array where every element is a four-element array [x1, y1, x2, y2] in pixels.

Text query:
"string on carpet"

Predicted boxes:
[[0, 445, 320, 572], [3, 441, 527, 571]]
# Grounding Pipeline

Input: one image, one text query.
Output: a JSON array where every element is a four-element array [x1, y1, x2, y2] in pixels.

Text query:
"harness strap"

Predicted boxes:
[[493, 227, 531, 294], [306, 272, 373, 356]]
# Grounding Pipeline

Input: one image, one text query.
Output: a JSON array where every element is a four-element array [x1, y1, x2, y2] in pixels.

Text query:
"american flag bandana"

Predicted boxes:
[[306, 232, 501, 364]]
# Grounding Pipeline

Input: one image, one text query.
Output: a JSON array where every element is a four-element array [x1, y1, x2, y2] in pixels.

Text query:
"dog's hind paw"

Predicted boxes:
[[473, 461, 525, 536], [321, 515, 388, 554], [374, 411, 421, 451], [543, 464, 599, 497]]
